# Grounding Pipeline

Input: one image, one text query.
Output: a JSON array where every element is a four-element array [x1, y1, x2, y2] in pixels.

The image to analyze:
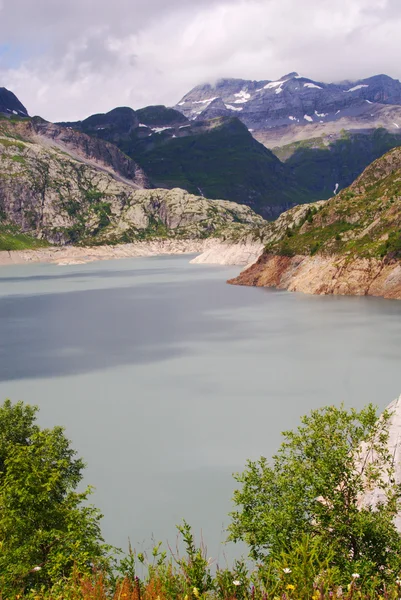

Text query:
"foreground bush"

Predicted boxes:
[[229, 404, 401, 582], [3, 400, 401, 599], [0, 400, 111, 595]]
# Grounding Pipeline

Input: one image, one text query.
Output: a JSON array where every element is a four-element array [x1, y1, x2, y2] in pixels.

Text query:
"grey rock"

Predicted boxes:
[[175, 73, 401, 145]]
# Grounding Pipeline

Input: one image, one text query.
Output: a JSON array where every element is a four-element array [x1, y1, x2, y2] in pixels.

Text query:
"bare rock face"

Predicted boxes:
[[229, 254, 401, 300], [0, 120, 266, 246], [357, 396, 401, 531], [29, 118, 149, 188], [190, 241, 264, 266]]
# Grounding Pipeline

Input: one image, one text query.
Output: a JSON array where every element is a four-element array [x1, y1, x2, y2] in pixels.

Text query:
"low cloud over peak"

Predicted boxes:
[[1, 0, 401, 121]]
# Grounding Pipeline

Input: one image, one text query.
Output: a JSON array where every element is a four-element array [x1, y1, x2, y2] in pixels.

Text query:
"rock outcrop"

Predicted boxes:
[[229, 253, 401, 299], [0, 119, 266, 247], [358, 395, 401, 531], [190, 240, 264, 266]]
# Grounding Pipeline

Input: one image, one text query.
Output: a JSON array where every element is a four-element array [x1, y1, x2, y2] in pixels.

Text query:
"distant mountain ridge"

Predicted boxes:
[[0, 87, 28, 118], [175, 73, 401, 146], [2, 81, 401, 222]]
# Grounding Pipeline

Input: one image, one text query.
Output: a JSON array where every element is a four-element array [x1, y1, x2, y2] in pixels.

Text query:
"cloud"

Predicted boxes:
[[0, 0, 400, 121]]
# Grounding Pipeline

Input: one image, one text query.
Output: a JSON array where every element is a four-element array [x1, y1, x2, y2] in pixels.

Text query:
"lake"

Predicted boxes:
[[0, 254, 401, 563]]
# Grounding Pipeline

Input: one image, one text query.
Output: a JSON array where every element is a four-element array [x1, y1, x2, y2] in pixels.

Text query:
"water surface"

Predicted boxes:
[[0, 255, 400, 561]]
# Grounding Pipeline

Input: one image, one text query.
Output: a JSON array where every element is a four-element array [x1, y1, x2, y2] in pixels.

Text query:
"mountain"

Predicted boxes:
[[4, 83, 401, 229], [0, 117, 266, 248], [273, 127, 401, 200], [229, 146, 401, 299], [0, 87, 29, 118], [60, 106, 306, 218], [175, 73, 401, 147]]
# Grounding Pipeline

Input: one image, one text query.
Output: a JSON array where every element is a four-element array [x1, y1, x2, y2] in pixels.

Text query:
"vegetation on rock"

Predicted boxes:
[[0, 120, 266, 247], [264, 146, 401, 260]]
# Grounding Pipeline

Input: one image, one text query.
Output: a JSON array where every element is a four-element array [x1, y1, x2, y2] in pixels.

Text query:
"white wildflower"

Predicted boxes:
[[32, 566, 41, 572], [351, 573, 360, 579], [283, 568, 292, 574], [233, 580, 241, 586]]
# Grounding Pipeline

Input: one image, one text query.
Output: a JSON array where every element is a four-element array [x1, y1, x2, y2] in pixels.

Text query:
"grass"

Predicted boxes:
[[0, 137, 26, 150], [13, 535, 401, 600], [265, 146, 401, 260], [0, 225, 49, 251]]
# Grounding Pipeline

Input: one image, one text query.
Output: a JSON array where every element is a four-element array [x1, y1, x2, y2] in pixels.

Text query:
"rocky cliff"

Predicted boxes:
[[229, 147, 401, 300], [0, 119, 266, 248]]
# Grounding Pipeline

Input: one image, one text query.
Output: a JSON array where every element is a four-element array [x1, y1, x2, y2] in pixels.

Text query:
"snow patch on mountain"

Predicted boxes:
[[225, 104, 243, 111], [192, 97, 218, 104], [153, 127, 172, 134], [233, 90, 251, 104], [345, 84, 369, 92], [304, 83, 323, 90], [264, 80, 286, 90], [304, 115, 313, 122]]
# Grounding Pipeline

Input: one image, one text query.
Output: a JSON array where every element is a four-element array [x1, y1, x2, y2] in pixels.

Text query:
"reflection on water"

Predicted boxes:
[[0, 255, 401, 560]]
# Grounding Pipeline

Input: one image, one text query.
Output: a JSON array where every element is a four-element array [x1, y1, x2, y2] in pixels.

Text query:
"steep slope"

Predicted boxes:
[[60, 106, 306, 218], [0, 87, 29, 117], [176, 73, 401, 147], [230, 147, 401, 299], [0, 120, 266, 247], [273, 128, 401, 201]]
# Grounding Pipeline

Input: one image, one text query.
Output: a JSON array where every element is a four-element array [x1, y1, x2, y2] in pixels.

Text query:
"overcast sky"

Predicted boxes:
[[1, 0, 401, 122]]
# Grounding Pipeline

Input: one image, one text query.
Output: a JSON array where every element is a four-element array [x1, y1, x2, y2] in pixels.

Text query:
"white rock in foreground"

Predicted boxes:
[[358, 395, 401, 530]]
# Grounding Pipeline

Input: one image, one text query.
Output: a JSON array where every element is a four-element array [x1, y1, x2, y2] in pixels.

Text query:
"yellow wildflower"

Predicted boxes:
[[193, 587, 200, 598], [286, 584, 295, 591]]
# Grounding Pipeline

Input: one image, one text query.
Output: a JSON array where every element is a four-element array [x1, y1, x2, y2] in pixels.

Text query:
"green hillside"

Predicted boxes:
[[274, 128, 401, 201], [265, 145, 401, 259]]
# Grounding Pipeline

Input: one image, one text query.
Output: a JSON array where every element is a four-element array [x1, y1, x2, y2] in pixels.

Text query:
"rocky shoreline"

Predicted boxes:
[[228, 253, 401, 300], [0, 239, 264, 267]]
